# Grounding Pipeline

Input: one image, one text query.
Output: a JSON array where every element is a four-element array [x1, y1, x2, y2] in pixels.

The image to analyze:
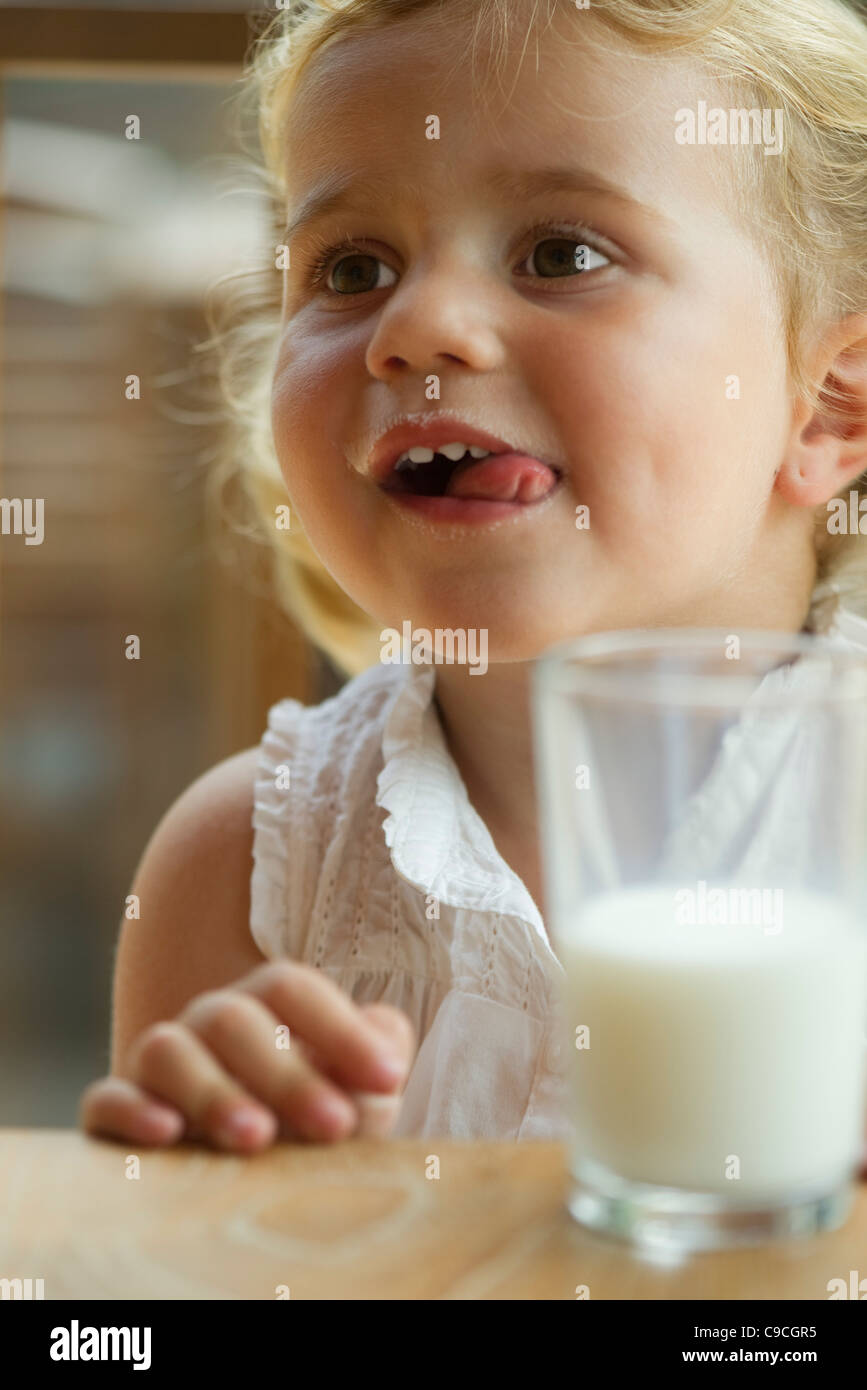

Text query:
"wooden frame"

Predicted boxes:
[[0, 7, 255, 67]]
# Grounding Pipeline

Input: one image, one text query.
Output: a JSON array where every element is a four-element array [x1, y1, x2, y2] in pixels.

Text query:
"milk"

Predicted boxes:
[[559, 885, 867, 1199]]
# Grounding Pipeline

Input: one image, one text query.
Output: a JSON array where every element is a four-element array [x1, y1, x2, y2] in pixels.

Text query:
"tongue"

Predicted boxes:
[[444, 453, 558, 503]]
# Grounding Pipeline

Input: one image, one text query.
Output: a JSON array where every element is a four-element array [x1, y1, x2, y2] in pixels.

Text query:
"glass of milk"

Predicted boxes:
[[531, 628, 867, 1252]]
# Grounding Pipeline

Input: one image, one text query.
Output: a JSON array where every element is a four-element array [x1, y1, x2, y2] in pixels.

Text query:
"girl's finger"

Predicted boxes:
[[79, 1076, 186, 1146], [127, 1021, 278, 1152], [178, 988, 358, 1142], [240, 961, 414, 1094]]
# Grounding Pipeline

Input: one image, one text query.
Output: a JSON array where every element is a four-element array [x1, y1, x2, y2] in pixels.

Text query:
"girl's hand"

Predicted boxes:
[[79, 961, 416, 1151]]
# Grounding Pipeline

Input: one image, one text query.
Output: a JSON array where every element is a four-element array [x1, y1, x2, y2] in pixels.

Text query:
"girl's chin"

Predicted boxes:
[[378, 632, 588, 670]]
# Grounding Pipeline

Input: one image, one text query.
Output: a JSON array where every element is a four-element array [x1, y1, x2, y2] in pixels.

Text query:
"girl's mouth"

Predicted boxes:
[[381, 449, 562, 509]]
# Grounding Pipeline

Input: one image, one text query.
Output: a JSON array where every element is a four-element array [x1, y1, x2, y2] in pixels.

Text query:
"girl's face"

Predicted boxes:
[[271, 10, 804, 660]]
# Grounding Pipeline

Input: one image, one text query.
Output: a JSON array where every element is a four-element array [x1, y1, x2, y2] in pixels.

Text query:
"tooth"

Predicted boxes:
[[393, 441, 495, 472], [439, 442, 470, 461]]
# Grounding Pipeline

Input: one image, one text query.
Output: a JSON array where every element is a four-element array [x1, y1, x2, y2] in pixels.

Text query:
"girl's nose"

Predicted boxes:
[[364, 259, 507, 380]]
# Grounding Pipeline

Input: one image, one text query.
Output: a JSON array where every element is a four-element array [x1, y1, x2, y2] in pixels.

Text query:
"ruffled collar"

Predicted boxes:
[[375, 660, 548, 941], [374, 603, 867, 937]]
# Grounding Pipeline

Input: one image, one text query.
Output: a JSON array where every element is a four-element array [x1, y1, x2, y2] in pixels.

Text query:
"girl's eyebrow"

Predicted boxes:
[[487, 166, 674, 231], [283, 162, 676, 243]]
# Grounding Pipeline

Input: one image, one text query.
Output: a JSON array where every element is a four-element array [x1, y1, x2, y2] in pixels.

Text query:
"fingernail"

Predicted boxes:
[[141, 1105, 183, 1139], [215, 1107, 273, 1149], [307, 1092, 357, 1135], [373, 1052, 407, 1087], [350, 1091, 400, 1139]]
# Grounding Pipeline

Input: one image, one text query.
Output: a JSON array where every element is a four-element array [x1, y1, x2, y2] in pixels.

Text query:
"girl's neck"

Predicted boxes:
[[433, 663, 538, 836]]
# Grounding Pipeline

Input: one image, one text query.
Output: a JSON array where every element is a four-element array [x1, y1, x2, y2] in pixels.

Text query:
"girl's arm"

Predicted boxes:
[[109, 747, 266, 1077], [79, 750, 415, 1151]]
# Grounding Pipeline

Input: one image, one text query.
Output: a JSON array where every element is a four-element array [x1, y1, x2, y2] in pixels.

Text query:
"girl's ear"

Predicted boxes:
[[776, 313, 867, 507]]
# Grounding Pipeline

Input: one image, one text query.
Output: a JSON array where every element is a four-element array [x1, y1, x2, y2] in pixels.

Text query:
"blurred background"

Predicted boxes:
[[0, 0, 342, 1124]]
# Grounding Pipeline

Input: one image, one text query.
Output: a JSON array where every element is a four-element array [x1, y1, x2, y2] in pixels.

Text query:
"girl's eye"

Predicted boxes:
[[520, 234, 611, 278], [309, 248, 398, 296]]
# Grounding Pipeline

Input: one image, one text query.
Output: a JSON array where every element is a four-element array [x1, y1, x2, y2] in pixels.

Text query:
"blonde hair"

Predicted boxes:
[[198, 0, 867, 678]]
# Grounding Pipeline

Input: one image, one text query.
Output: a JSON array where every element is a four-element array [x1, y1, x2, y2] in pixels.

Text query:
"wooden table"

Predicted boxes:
[[1, 1130, 863, 1299]]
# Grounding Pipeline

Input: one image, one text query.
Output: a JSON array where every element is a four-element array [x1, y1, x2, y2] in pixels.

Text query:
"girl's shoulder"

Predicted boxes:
[[111, 743, 269, 1073]]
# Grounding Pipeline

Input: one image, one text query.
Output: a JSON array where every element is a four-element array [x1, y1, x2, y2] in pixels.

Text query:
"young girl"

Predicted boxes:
[[80, 0, 867, 1156]]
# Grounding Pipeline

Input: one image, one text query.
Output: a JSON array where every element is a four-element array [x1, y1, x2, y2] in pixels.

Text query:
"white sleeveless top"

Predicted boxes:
[[249, 603, 867, 1140]]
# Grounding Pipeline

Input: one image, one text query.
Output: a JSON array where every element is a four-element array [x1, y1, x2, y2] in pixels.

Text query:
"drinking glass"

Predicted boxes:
[[531, 628, 867, 1252]]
